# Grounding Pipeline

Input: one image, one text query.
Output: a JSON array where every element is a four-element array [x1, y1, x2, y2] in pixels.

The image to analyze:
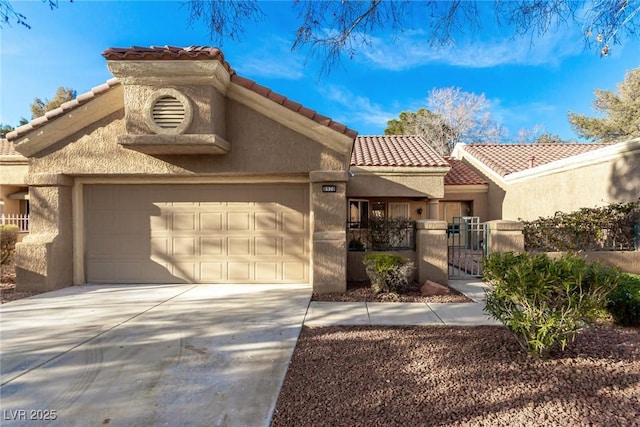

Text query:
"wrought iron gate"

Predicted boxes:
[[448, 216, 487, 277]]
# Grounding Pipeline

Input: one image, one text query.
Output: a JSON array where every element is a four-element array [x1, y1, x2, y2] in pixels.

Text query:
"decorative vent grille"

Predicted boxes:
[[152, 96, 186, 130]]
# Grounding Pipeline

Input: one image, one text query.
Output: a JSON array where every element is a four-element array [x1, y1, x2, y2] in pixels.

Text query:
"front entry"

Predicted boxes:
[[448, 216, 487, 277]]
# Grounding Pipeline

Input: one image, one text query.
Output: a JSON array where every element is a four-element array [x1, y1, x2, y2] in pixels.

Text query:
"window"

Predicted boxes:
[[372, 202, 385, 218], [349, 200, 369, 228]]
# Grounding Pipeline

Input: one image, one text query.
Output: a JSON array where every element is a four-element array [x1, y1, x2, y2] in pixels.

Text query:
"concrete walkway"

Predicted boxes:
[[304, 278, 502, 327]]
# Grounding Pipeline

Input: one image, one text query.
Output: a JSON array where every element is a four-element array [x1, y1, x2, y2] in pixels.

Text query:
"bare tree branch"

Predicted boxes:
[[1, 0, 60, 29], [186, 0, 265, 45]]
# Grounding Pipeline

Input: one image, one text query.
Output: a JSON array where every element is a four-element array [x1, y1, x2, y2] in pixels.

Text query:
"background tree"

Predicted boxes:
[[385, 108, 454, 156], [568, 68, 640, 142], [188, 0, 640, 67], [385, 87, 505, 156], [30, 86, 76, 119], [0, 118, 27, 138], [534, 132, 573, 144], [427, 87, 506, 147], [0, 123, 14, 138], [1, 0, 59, 29]]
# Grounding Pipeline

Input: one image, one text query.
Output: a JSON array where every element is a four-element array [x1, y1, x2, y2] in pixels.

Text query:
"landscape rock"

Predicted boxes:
[[420, 280, 451, 296]]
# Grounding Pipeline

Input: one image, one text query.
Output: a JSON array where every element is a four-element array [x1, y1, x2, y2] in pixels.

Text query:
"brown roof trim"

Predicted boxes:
[[6, 78, 121, 142], [103, 45, 357, 139]]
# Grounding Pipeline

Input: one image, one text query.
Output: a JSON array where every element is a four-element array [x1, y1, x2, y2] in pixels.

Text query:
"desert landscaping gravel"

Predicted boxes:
[[272, 325, 640, 426], [312, 282, 472, 303]]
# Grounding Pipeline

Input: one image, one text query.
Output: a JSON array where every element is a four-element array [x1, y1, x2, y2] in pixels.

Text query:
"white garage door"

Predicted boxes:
[[85, 184, 309, 284]]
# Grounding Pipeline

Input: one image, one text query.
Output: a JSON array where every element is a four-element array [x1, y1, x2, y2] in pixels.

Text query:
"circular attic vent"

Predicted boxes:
[[145, 89, 193, 135]]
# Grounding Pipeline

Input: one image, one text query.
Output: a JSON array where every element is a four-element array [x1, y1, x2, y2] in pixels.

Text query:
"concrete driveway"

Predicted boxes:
[[0, 283, 311, 426]]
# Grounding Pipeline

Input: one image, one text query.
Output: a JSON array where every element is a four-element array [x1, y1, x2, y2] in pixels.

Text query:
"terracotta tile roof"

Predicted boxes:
[[463, 143, 611, 177], [0, 138, 19, 155], [351, 135, 450, 168], [102, 45, 230, 62], [444, 158, 487, 185], [102, 46, 357, 139], [6, 78, 121, 142]]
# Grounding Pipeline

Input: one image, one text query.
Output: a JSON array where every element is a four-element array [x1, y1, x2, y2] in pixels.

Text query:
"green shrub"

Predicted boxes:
[[1, 224, 19, 265], [363, 253, 415, 295], [483, 252, 619, 357], [522, 200, 639, 251], [606, 274, 640, 327]]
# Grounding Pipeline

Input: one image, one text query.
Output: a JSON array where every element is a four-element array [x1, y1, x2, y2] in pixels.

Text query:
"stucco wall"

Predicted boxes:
[[502, 150, 640, 220], [0, 159, 28, 186], [441, 187, 490, 221], [31, 100, 347, 177], [347, 171, 446, 199]]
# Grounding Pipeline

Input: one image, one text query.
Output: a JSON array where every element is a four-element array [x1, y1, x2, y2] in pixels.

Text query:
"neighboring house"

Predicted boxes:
[[8, 46, 356, 293], [0, 139, 29, 234], [452, 140, 640, 221], [347, 135, 488, 249]]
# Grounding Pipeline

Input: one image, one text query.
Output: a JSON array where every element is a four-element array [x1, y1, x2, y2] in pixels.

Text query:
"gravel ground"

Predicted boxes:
[[0, 265, 40, 304], [272, 325, 640, 427], [312, 281, 472, 303]]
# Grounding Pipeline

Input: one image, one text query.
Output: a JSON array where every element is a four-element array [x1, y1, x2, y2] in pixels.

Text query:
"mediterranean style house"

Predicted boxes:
[[6, 46, 639, 293]]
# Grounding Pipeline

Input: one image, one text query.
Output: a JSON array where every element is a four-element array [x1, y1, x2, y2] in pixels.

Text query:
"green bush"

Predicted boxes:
[[363, 253, 415, 295], [522, 200, 639, 251], [1, 224, 19, 265], [606, 274, 640, 327], [483, 252, 619, 357]]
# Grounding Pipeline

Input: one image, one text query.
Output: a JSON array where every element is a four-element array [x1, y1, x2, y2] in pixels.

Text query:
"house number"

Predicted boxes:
[[322, 185, 337, 193]]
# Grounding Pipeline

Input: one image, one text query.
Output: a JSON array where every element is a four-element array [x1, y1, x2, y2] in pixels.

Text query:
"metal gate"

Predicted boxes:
[[448, 216, 487, 277]]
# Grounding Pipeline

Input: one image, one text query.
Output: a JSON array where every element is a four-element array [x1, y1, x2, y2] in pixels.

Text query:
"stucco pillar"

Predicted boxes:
[[415, 219, 448, 285], [310, 170, 348, 293], [428, 199, 441, 220], [485, 220, 525, 254], [16, 174, 74, 292]]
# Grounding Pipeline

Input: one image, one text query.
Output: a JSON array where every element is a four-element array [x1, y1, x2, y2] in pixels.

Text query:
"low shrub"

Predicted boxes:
[[362, 253, 415, 295], [483, 252, 619, 357], [606, 274, 640, 327], [1, 224, 19, 265]]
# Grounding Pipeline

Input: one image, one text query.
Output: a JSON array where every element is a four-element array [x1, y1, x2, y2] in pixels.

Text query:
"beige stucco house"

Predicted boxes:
[[452, 139, 640, 221], [8, 46, 361, 293], [8, 45, 637, 293]]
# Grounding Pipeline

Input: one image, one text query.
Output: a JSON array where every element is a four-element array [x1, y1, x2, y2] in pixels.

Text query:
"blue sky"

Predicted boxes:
[[1, 1, 639, 140]]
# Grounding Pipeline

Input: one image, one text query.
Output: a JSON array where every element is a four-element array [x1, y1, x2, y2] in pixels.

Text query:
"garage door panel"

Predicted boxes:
[[200, 213, 223, 230], [283, 262, 305, 281], [256, 262, 278, 281], [85, 184, 309, 284], [228, 262, 251, 281], [201, 237, 223, 255], [282, 211, 306, 231], [228, 238, 251, 256], [151, 238, 169, 257], [255, 212, 277, 230], [173, 213, 196, 231], [173, 237, 196, 256]]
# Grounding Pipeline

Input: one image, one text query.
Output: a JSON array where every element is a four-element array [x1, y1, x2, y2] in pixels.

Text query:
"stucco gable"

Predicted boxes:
[[9, 46, 356, 161]]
